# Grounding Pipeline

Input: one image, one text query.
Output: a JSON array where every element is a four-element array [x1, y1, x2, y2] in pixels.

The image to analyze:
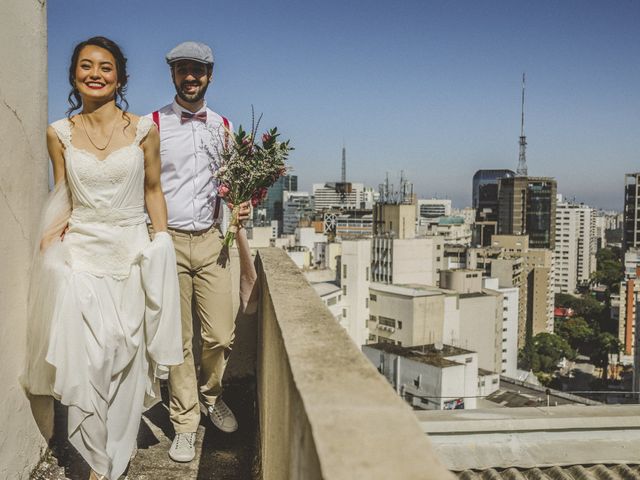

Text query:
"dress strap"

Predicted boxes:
[[50, 118, 72, 149], [134, 116, 154, 145]]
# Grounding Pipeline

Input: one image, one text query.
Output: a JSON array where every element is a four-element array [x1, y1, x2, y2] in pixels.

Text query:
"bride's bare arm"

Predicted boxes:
[[47, 125, 66, 185], [142, 125, 168, 233]]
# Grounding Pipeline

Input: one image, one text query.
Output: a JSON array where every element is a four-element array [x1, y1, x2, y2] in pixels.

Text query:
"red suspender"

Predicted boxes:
[[152, 110, 160, 129], [221, 116, 230, 148], [214, 116, 230, 220]]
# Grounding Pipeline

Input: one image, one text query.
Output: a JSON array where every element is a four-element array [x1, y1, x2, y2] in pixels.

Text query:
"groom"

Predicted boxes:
[[148, 41, 251, 463]]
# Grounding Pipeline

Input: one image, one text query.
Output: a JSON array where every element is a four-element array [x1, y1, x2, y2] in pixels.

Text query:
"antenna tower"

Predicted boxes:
[[516, 72, 528, 176], [341, 145, 346, 183]]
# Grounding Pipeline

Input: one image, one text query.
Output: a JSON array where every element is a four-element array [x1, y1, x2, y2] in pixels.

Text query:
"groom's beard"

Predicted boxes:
[[174, 80, 209, 104]]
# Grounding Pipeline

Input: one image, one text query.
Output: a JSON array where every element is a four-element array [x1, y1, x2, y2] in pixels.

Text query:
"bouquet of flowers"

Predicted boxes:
[[205, 110, 293, 247]]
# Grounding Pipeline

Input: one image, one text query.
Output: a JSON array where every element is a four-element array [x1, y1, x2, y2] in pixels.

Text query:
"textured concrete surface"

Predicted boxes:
[[0, 0, 50, 478], [256, 248, 456, 480], [456, 464, 640, 480], [30, 382, 257, 480]]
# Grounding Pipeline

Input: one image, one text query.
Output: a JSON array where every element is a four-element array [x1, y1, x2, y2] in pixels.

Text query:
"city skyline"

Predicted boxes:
[[48, 0, 640, 211]]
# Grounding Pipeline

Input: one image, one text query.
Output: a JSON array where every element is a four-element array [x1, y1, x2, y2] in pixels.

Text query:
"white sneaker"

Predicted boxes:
[[200, 399, 238, 433], [168, 432, 196, 463]]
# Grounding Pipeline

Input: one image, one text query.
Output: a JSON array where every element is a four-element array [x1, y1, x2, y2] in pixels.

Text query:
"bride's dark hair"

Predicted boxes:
[[66, 36, 130, 121]]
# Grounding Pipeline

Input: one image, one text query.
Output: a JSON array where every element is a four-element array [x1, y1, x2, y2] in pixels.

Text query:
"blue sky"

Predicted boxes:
[[48, 0, 640, 210]]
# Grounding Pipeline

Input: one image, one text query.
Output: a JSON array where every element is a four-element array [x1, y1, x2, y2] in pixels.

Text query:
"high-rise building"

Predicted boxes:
[[312, 182, 367, 211], [472, 169, 515, 246], [473, 169, 516, 219], [468, 235, 554, 348], [554, 196, 597, 293], [417, 199, 452, 221], [282, 191, 313, 234], [497, 176, 557, 250], [254, 174, 297, 232], [623, 173, 640, 251], [339, 239, 372, 347], [371, 236, 444, 286]]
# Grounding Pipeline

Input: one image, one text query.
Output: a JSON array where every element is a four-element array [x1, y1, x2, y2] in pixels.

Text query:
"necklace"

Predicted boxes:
[[79, 113, 118, 151]]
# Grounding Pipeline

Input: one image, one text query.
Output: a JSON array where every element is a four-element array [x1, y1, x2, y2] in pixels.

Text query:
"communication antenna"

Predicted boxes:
[[516, 72, 528, 176], [341, 144, 346, 184]]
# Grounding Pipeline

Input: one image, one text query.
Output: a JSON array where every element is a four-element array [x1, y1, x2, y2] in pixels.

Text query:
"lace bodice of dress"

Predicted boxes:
[[49, 116, 155, 278], [50, 117, 153, 210]]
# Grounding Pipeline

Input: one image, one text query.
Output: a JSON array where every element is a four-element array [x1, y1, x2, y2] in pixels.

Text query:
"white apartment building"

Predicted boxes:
[[312, 182, 366, 211], [439, 270, 504, 374], [452, 207, 476, 225], [340, 239, 371, 347], [363, 343, 480, 410], [247, 222, 277, 249], [483, 278, 519, 377], [296, 227, 327, 253], [368, 283, 460, 347], [369, 272, 504, 374], [312, 282, 343, 326], [427, 218, 472, 246], [554, 197, 597, 293], [371, 236, 445, 286], [417, 198, 452, 220]]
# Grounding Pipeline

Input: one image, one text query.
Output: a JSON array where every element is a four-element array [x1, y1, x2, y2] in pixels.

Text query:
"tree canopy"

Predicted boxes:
[[522, 333, 576, 374], [554, 316, 594, 354]]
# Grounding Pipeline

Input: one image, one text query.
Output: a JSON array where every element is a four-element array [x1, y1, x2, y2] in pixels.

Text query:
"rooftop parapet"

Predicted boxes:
[[256, 248, 455, 479]]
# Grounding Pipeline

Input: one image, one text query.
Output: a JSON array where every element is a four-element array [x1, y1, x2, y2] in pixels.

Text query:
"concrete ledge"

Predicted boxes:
[[418, 405, 640, 470], [256, 248, 454, 480], [417, 404, 640, 434]]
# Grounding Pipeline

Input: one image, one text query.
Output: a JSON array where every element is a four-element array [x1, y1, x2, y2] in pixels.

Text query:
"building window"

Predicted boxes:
[[414, 375, 421, 388], [370, 293, 377, 301], [343, 285, 347, 296], [365, 297, 369, 308], [398, 321, 403, 329], [492, 378, 498, 384], [342, 308, 347, 318], [366, 267, 370, 281], [368, 334, 377, 342], [327, 297, 337, 306], [343, 264, 347, 279], [379, 316, 396, 328], [465, 357, 473, 363], [369, 315, 377, 322]]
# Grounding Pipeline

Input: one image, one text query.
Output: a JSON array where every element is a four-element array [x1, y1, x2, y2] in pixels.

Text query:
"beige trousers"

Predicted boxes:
[[166, 226, 235, 434]]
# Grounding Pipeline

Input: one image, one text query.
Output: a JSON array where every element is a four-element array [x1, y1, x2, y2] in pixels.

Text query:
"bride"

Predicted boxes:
[[21, 36, 183, 480]]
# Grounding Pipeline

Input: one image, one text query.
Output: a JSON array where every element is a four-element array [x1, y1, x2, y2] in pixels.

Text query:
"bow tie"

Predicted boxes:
[[181, 111, 207, 124]]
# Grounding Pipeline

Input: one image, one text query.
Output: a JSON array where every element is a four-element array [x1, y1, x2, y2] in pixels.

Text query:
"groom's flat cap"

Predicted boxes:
[[166, 41, 214, 65]]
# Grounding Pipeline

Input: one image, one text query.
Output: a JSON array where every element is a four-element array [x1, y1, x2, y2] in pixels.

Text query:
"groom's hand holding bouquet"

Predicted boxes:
[[206, 111, 292, 247]]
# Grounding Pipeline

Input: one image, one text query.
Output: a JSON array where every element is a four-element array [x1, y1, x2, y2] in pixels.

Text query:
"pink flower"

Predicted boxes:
[[251, 196, 260, 207], [218, 184, 230, 197], [262, 133, 271, 143]]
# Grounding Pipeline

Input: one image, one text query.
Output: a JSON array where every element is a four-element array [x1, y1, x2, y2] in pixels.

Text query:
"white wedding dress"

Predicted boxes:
[[21, 116, 183, 480]]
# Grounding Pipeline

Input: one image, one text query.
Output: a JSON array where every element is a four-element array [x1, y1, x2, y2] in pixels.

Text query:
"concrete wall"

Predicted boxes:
[[0, 1, 50, 477], [458, 292, 503, 373], [256, 248, 455, 480]]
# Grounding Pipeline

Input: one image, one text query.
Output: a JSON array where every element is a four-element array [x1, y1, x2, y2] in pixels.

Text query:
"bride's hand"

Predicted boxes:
[[60, 223, 69, 241]]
